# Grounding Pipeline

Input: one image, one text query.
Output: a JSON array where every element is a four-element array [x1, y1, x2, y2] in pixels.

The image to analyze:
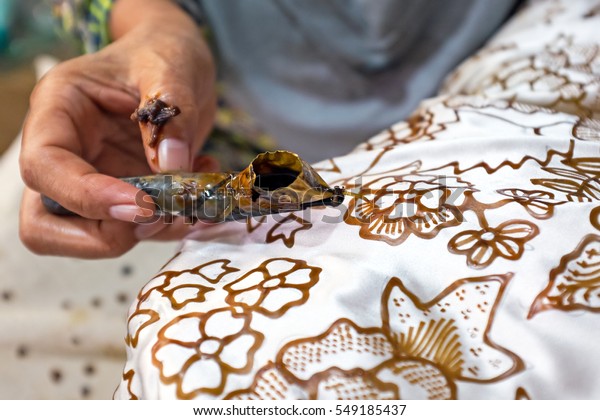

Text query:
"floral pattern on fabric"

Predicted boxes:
[[226, 274, 519, 400], [114, 0, 600, 400], [345, 173, 472, 246], [448, 221, 539, 269], [152, 309, 264, 398], [224, 258, 321, 317]]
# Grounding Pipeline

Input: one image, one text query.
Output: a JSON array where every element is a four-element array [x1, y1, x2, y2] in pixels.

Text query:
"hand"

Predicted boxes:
[[19, 0, 217, 258]]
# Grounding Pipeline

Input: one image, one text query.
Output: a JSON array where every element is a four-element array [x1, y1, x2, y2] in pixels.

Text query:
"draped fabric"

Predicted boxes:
[[114, 0, 600, 399]]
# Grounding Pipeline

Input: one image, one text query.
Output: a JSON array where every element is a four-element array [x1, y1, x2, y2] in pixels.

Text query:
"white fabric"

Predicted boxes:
[[115, 0, 600, 399]]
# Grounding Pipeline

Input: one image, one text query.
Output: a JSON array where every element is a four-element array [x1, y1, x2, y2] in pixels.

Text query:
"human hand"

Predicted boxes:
[[19, 0, 217, 258]]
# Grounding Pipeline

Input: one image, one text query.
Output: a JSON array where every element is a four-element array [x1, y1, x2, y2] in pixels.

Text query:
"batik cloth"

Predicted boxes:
[[114, 0, 600, 400]]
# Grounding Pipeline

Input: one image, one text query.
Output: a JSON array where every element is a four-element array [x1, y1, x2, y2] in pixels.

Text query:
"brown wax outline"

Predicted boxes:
[[344, 173, 474, 246], [225, 362, 294, 400], [118, 369, 139, 400], [312, 158, 342, 174], [305, 366, 400, 400], [515, 386, 532, 400], [265, 214, 313, 249], [246, 215, 268, 233], [359, 106, 460, 153], [246, 214, 314, 248], [532, 157, 600, 202], [428, 140, 576, 176], [268, 274, 522, 398], [151, 259, 239, 310], [573, 117, 600, 141], [529, 233, 600, 318], [375, 357, 456, 400], [125, 309, 160, 348], [381, 274, 524, 384], [479, 33, 596, 118], [591, 206, 600, 231], [151, 308, 264, 398], [224, 258, 322, 318], [276, 318, 394, 384], [125, 259, 239, 347], [496, 188, 565, 220], [447, 219, 540, 269]]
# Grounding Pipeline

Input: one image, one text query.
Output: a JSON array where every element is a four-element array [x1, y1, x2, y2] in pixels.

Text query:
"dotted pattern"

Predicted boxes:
[[280, 321, 393, 379]]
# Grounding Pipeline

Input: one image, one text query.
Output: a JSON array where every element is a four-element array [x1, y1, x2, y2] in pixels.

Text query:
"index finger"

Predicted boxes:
[[19, 74, 153, 221]]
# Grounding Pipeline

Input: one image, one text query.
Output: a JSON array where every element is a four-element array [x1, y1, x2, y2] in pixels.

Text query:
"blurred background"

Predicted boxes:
[[0, 1, 177, 400], [0, 0, 77, 154]]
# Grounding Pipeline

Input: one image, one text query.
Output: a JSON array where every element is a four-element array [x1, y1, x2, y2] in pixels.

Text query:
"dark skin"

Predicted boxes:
[[18, 0, 218, 258]]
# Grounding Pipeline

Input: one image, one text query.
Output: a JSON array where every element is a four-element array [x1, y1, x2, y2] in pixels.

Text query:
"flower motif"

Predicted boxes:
[[232, 275, 521, 400], [152, 259, 239, 309], [448, 220, 539, 269], [152, 308, 263, 398], [345, 174, 471, 245], [125, 259, 240, 347], [360, 104, 459, 151], [224, 258, 321, 317], [478, 35, 598, 115], [497, 188, 564, 219]]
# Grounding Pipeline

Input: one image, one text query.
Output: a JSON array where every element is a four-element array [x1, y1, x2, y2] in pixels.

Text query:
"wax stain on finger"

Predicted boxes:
[[131, 97, 181, 147]]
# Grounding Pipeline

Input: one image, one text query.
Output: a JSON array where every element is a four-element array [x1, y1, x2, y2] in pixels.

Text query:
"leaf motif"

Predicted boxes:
[[382, 275, 524, 382], [529, 234, 600, 317], [277, 319, 394, 382], [266, 214, 313, 248], [531, 178, 597, 201], [246, 215, 267, 233], [567, 158, 600, 176], [541, 167, 587, 180]]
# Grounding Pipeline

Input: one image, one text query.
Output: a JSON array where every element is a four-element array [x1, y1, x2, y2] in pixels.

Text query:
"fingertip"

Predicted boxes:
[[109, 204, 154, 223]]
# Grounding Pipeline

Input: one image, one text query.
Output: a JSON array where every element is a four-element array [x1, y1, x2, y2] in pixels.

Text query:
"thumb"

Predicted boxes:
[[134, 67, 216, 173]]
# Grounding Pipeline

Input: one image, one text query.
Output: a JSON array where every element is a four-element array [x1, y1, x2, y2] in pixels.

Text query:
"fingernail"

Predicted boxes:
[[135, 222, 167, 240], [158, 138, 190, 172], [109, 205, 153, 222]]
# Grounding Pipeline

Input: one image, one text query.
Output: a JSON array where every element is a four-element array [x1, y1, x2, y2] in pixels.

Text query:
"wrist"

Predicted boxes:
[[110, 0, 199, 41]]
